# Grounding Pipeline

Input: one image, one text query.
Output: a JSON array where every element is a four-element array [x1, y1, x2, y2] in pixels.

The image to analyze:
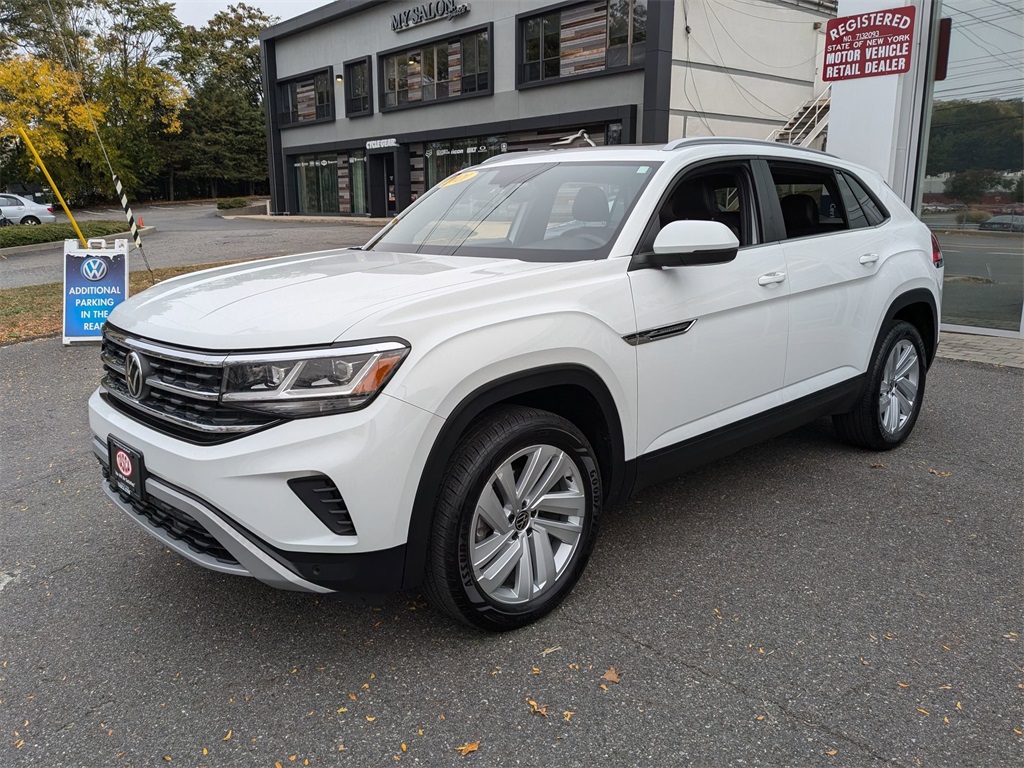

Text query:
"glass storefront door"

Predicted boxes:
[[348, 151, 368, 216], [294, 154, 339, 214]]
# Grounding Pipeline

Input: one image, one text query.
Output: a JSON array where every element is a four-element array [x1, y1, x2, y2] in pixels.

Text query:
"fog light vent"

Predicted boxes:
[[288, 475, 357, 536]]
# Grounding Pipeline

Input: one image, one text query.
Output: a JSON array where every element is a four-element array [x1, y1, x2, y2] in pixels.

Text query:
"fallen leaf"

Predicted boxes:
[[917, 708, 930, 716], [870, 462, 885, 469], [202, 748, 208, 756], [943, 716, 950, 724], [526, 699, 548, 717], [941, 645, 951, 651], [1014, 728, 1023, 736], [532, 667, 540, 675], [401, 743, 407, 752], [755, 715, 765, 721], [455, 741, 479, 756], [439, 714, 445, 720], [349, 693, 357, 701], [417, 730, 424, 736], [289, 756, 296, 762], [825, 748, 838, 756], [956, 701, 963, 711], [362, 683, 370, 690], [366, 716, 376, 722], [898, 682, 909, 688], [275, 763, 283, 768], [928, 469, 952, 477], [601, 666, 621, 684], [599, 684, 608, 691], [337, 707, 348, 713], [15, 740, 25, 749], [223, 730, 232, 741], [541, 646, 562, 657], [163, 758, 172, 763]]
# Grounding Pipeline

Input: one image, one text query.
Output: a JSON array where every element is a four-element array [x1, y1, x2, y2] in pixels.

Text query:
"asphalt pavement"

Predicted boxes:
[[0, 203, 379, 289], [932, 231, 1024, 332], [1, 339, 1021, 767]]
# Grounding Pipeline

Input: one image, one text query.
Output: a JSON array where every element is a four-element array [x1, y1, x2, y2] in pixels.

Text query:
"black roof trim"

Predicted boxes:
[[260, 0, 389, 42]]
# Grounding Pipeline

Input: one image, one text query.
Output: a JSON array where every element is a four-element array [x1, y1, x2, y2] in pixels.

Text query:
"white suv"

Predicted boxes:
[[89, 139, 943, 630]]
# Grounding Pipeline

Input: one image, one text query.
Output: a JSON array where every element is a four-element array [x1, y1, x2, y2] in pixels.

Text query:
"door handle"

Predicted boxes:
[[758, 272, 786, 286], [859, 253, 879, 265]]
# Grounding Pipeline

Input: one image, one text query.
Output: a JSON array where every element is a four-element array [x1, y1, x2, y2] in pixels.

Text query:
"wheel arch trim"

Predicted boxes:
[[401, 364, 628, 590], [881, 288, 939, 366]]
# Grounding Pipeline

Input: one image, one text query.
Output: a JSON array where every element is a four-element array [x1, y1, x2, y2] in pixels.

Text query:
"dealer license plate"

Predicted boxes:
[[108, 435, 146, 502]]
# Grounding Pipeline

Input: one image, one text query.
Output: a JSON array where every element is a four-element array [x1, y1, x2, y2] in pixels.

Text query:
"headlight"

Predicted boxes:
[[221, 340, 409, 416]]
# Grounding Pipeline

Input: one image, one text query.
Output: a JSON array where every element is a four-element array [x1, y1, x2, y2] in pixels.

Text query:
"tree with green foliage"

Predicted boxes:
[[944, 169, 1009, 204], [170, 3, 277, 198], [927, 99, 1024, 176]]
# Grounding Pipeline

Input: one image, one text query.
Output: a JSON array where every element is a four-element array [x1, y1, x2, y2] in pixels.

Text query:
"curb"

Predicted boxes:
[[0, 226, 156, 258]]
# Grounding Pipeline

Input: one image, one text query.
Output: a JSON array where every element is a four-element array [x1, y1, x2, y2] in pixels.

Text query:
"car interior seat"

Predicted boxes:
[[780, 193, 820, 239]]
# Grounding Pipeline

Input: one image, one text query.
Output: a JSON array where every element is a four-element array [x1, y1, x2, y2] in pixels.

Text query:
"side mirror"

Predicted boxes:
[[631, 220, 740, 269]]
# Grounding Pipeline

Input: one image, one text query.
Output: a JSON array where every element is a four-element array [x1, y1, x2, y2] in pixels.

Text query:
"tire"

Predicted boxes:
[[21, 216, 41, 225], [424, 405, 602, 631], [833, 320, 927, 451]]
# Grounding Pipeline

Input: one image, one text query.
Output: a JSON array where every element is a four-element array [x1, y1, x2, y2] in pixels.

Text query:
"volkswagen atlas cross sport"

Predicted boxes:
[[90, 138, 943, 630]]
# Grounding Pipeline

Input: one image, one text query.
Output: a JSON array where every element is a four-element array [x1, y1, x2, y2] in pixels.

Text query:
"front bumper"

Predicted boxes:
[[94, 437, 407, 594], [89, 386, 444, 594]]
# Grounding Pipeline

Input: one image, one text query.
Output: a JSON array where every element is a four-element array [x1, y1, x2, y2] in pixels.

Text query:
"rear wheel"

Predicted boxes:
[[21, 216, 41, 225], [833, 320, 926, 450], [424, 406, 601, 631]]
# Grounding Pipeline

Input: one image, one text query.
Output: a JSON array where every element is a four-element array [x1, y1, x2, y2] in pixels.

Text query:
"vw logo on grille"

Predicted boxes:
[[81, 258, 108, 281], [124, 351, 148, 400]]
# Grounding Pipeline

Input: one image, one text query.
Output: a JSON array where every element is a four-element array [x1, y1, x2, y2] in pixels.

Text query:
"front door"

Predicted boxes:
[[630, 161, 790, 456]]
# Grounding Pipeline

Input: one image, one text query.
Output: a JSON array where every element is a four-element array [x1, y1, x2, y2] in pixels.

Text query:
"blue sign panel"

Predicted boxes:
[[63, 239, 129, 344]]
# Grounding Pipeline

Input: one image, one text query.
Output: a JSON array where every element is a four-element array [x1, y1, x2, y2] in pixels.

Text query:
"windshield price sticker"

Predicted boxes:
[[439, 171, 479, 187], [823, 6, 915, 82]]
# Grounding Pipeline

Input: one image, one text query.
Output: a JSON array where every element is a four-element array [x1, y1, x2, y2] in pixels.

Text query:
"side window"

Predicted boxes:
[[768, 162, 847, 240], [840, 171, 888, 227], [650, 164, 757, 249]]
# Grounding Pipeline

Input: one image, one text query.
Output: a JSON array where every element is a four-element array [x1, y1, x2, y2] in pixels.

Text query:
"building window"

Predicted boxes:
[[279, 69, 334, 126], [519, 0, 647, 86], [381, 26, 491, 110], [293, 154, 339, 214], [344, 57, 372, 117]]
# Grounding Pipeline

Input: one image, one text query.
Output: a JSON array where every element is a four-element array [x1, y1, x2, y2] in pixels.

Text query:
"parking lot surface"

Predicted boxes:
[[0, 340, 1022, 767]]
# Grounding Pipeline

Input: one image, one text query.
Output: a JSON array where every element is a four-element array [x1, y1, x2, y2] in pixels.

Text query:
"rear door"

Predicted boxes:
[[760, 160, 894, 400], [629, 159, 790, 456]]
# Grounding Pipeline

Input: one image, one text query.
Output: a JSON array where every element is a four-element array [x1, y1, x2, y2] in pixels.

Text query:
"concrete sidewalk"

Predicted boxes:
[[937, 331, 1024, 368]]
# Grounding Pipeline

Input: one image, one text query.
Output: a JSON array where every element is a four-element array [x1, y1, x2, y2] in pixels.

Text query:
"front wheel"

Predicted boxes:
[[424, 406, 601, 631], [833, 320, 927, 450]]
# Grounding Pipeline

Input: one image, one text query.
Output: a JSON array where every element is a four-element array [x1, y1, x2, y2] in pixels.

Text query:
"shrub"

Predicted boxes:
[[217, 197, 250, 210], [0, 220, 129, 249], [954, 209, 992, 226]]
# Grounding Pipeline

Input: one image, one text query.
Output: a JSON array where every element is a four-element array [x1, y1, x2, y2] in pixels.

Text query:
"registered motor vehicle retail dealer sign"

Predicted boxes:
[[823, 6, 916, 81], [63, 238, 128, 344]]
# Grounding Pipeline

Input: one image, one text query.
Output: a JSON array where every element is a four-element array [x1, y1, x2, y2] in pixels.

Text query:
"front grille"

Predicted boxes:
[[101, 462, 238, 565], [101, 326, 278, 443]]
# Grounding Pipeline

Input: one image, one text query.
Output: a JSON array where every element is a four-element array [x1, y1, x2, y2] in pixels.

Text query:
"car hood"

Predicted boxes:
[[109, 249, 552, 349]]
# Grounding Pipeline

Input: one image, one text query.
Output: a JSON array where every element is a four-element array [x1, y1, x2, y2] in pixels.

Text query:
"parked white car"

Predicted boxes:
[[89, 139, 943, 630], [0, 193, 56, 225]]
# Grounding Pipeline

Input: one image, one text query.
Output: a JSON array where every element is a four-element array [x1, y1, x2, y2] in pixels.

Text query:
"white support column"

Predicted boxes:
[[826, 0, 942, 209]]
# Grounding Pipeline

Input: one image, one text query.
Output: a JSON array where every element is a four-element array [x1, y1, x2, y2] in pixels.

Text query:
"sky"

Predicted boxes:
[[933, 0, 1024, 102], [170, 0, 330, 28]]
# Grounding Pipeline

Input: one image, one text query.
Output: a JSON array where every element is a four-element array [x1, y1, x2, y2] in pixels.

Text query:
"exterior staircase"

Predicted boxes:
[[768, 86, 831, 149]]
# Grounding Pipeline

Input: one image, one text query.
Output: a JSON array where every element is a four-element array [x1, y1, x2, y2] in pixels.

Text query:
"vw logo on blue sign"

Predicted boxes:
[[82, 258, 108, 282]]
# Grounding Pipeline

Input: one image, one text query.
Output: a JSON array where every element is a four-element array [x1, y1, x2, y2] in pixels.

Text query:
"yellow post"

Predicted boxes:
[[16, 126, 88, 248]]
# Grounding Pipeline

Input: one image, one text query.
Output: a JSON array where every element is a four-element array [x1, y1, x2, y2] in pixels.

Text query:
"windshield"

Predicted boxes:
[[366, 161, 660, 261]]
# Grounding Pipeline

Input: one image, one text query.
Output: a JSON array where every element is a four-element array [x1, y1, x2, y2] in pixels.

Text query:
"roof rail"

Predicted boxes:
[[662, 136, 835, 157]]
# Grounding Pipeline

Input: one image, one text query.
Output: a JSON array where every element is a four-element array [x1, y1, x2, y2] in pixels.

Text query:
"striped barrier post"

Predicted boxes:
[[113, 174, 143, 250]]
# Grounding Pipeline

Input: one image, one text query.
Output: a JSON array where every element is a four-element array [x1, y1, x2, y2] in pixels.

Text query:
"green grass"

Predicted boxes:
[[0, 220, 129, 249], [0, 259, 254, 344]]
